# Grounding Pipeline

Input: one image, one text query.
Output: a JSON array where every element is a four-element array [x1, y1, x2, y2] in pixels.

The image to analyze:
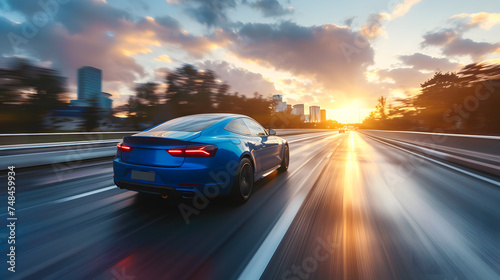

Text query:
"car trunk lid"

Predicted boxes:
[[120, 131, 201, 167]]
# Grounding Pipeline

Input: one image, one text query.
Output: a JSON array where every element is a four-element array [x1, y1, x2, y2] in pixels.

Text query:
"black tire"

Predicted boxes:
[[277, 144, 289, 172], [230, 158, 254, 204]]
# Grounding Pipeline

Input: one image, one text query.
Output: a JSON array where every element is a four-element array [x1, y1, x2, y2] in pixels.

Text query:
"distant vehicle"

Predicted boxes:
[[339, 126, 347, 133], [113, 114, 289, 203]]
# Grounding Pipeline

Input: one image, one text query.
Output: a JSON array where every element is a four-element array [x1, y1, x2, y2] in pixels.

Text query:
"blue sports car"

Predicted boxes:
[[113, 114, 289, 203]]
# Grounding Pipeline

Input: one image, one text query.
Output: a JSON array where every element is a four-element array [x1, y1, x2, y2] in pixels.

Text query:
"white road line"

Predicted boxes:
[[0, 185, 121, 218], [237, 142, 334, 280], [287, 132, 337, 143], [53, 186, 117, 203], [367, 135, 500, 187], [238, 192, 308, 280]]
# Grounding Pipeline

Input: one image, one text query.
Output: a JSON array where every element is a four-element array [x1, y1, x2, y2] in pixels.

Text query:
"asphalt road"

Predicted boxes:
[[1, 131, 499, 280]]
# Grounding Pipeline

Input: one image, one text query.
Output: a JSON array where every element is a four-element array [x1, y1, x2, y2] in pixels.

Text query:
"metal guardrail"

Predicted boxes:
[[360, 130, 500, 158], [360, 130, 500, 178], [0, 131, 140, 146], [0, 139, 122, 151], [0, 129, 336, 169]]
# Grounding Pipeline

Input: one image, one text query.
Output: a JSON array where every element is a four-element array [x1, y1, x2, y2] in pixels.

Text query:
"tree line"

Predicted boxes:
[[362, 62, 500, 135], [0, 58, 67, 132], [0, 58, 346, 133], [0, 60, 321, 132], [116, 64, 340, 130], [116, 64, 274, 129]]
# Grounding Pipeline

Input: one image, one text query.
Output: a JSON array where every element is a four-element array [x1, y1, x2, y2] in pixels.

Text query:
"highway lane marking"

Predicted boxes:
[[0, 185, 120, 217], [287, 132, 338, 144], [237, 138, 339, 280], [367, 135, 500, 187], [53, 185, 117, 203]]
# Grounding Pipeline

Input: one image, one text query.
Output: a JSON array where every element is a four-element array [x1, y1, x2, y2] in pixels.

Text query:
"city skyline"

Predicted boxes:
[[1, 0, 499, 123]]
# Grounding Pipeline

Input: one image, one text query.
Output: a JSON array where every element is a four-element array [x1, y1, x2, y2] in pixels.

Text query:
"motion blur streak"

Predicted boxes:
[[342, 132, 376, 279], [262, 131, 500, 280], [1, 131, 499, 280]]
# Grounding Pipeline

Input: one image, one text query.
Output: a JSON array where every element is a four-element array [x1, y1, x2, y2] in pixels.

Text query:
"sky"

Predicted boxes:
[[1, 0, 499, 123]]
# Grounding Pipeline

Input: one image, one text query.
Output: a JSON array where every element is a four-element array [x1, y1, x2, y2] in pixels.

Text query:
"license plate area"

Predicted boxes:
[[131, 170, 156, 182]]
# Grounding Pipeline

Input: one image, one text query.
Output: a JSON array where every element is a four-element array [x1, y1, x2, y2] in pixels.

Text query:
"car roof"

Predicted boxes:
[[186, 113, 247, 119]]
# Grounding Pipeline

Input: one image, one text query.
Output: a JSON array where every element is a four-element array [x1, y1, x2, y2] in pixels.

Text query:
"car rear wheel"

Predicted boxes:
[[277, 144, 289, 172], [230, 158, 254, 204]]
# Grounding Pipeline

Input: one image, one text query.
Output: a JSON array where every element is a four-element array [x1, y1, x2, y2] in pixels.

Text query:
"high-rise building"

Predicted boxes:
[[320, 109, 327, 122], [71, 66, 112, 112], [292, 104, 304, 116], [309, 106, 320, 123], [272, 94, 287, 112], [77, 66, 102, 101], [100, 92, 113, 112]]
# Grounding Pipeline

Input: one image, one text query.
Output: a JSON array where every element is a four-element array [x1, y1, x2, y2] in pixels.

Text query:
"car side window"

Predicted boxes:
[[225, 118, 251, 135], [243, 119, 268, 136]]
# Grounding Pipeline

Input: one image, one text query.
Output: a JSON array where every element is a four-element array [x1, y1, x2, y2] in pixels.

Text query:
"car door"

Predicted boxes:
[[243, 119, 281, 171], [226, 118, 266, 173]]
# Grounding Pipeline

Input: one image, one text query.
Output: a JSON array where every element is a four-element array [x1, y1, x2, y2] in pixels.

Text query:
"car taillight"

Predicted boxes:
[[117, 142, 132, 152], [167, 145, 218, 157]]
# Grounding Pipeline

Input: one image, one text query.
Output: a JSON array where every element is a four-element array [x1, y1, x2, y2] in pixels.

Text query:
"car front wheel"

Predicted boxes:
[[277, 144, 289, 172]]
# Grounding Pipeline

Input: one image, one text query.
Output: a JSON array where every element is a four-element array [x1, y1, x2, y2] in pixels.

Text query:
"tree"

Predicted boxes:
[[81, 98, 101, 131], [362, 62, 500, 134], [0, 57, 67, 132], [376, 96, 387, 120], [136, 82, 159, 106]]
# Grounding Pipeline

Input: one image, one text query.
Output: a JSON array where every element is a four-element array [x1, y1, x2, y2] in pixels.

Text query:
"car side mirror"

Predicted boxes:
[[268, 129, 276, 136]]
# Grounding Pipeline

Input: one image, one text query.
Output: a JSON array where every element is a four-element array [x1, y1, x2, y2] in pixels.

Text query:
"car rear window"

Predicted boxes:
[[148, 115, 227, 132]]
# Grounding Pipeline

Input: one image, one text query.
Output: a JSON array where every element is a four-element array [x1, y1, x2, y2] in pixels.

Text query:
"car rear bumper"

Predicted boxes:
[[113, 158, 235, 197]]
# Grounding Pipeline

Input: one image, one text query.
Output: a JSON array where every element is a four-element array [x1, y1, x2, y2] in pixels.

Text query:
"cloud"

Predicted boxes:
[[344, 16, 356, 27], [421, 12, 500, 60], [373, 52, 460, 90], [360, 13, 389, 39], [0, 0, 221, 95], [246, 0, 293, 17], [224, 21, 375, 100], [155, 54, 172, 63], [442, 38, 500, 59], [169, 0, 237, 27], [398, 53, 460, 71], [153, 66, 171, 81], [421, 29, 458, 46], [422, 29, 500, 60], [361, 0, 422, 39], [451, 12, 500, 31], [5, 0, 131, 34], [390, 0, 422, 20], [376, 67, 429, 88], [198, 60, 280, 97]]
